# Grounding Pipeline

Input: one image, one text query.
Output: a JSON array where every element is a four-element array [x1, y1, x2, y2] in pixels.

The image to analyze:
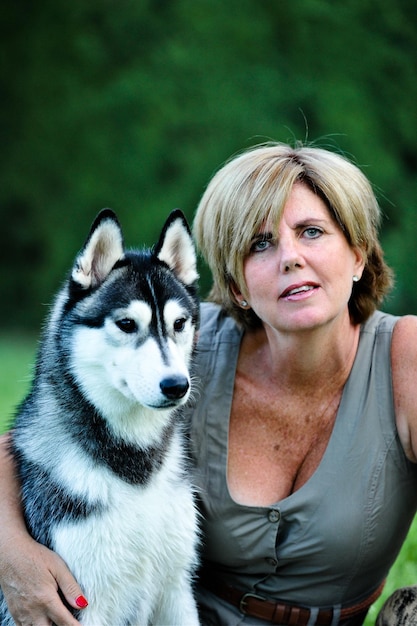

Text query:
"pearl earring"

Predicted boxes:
[[240, 300, 248, 308], [353, 275, 359, 282]]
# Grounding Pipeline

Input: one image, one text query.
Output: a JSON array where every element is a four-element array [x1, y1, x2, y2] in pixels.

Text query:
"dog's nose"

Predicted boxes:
[[160, 376, 189, 400]]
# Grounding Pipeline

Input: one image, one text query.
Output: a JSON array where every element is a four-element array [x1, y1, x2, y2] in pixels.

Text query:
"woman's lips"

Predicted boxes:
[[280, 283, 319, 299]]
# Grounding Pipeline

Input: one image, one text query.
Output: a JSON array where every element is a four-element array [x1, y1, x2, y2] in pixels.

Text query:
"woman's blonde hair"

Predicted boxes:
[[193, 142, 393, 329]]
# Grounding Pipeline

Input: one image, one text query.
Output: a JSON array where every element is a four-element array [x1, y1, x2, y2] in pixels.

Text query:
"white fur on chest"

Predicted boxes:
[[52, 438, 199, 625]]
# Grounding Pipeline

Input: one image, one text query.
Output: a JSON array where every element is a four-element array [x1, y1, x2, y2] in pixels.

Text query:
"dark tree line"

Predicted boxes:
[[1, 0, 417, 329]]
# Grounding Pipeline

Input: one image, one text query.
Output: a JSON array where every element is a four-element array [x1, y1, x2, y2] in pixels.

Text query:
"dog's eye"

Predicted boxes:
[[116, 318, 137, 334], [173, 318, 187, 332]]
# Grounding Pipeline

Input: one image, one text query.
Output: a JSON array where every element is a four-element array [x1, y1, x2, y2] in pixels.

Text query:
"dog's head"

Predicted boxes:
[[56, 209, 199, 442]]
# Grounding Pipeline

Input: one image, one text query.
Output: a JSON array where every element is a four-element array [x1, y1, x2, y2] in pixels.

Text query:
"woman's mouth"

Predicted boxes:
[[281, 283, 319, 299]]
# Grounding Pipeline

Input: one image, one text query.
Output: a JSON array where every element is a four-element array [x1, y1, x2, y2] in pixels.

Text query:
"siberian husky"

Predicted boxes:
[[1, 209, 200, 625]]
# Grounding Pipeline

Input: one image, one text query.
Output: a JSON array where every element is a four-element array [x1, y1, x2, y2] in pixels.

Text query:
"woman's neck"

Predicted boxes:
[[243, 315, 361, 391]]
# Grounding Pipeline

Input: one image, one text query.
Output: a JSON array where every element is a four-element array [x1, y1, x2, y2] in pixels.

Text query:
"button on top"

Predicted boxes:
[[268, 509, 281, 523]]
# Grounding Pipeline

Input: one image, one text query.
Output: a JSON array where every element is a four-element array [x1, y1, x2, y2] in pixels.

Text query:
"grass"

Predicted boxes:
[[0, 332, 37, 433], [0, 333, 415, 623]]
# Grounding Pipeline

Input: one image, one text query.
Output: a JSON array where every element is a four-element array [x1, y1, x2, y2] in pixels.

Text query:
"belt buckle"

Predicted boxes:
[[239, 592, 267, 615]]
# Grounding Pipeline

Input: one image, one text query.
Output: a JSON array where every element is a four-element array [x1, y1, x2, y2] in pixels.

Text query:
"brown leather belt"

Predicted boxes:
[[202, 577, 385, 625]]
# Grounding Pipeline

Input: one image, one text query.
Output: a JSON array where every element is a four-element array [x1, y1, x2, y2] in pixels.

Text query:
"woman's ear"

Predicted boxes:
[[352, 246, 366, 281], [230, 281, 250, 309]]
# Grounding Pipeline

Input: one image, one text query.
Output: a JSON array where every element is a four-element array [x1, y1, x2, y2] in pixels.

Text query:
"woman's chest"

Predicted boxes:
[[227, 373, 342, 506]]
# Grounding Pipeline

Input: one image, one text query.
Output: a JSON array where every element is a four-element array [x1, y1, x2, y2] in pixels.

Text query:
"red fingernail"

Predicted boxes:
[[76, 595, 89, 608]]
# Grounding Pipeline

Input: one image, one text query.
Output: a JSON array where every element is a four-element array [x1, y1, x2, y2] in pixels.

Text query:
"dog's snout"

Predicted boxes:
[[160, 376, 189, 400]]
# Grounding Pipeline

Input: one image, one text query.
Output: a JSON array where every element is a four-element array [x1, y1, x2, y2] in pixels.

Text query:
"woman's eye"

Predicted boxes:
[[303, 227, 323, 239], [250, 235, 273, 253], [116, 318, 137, 333], [173, 317, 187, 332]]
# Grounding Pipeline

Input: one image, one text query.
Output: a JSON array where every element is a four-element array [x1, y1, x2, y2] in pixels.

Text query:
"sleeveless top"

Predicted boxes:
[[186, 303, 417, 625]]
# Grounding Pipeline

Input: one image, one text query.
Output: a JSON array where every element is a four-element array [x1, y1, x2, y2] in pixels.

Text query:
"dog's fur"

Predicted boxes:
[[376, 586, 417, 626], [0, 209, 200, 625]]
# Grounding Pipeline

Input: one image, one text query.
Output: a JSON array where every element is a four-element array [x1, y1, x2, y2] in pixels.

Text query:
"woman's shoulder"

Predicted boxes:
[[389, 313, 417, 365], [198, 302, 243, 346], [391, 314, 417, 361], [392, 313, 417, 337], [391, 315, 417, 391], [361, 309, 400, 335]]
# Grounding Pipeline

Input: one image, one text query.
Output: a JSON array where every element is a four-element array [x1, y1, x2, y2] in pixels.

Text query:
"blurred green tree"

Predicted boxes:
[[1, 0, 416, 328]]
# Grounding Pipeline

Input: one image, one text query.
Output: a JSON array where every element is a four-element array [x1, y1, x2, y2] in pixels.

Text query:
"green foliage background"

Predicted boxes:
[[1, 0, 417, 330]]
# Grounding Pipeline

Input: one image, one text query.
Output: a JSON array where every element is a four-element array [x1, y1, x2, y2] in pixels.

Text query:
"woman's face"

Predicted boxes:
[[234, 182, 365, 334]]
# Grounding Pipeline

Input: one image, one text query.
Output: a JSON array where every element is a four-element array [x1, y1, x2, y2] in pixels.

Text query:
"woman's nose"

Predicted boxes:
[[278, 235, 303, 273]]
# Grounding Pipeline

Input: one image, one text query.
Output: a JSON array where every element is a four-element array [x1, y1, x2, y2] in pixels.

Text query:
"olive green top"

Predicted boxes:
[[188, 303, 417, 625]]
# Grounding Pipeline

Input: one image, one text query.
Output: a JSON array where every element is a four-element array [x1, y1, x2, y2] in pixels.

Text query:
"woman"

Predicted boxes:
[[1, 143, 417, 626]]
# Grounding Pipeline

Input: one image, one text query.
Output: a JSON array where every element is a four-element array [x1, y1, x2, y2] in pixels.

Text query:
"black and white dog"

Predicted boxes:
[[1, 210, 200, 625]]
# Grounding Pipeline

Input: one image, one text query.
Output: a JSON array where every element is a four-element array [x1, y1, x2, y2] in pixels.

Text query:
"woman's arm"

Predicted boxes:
[[392, 315, 417, 463], [0, 432, 86, 625]]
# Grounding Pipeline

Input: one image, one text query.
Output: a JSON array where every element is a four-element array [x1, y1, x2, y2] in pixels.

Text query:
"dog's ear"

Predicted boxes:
[[155, 210, 198, 286], [71, 209, 124, 290]]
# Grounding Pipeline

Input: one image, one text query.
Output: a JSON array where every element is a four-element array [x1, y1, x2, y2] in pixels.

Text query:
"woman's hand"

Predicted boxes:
[[0, 433, 87, 625], [0, 532, 86, 626]]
